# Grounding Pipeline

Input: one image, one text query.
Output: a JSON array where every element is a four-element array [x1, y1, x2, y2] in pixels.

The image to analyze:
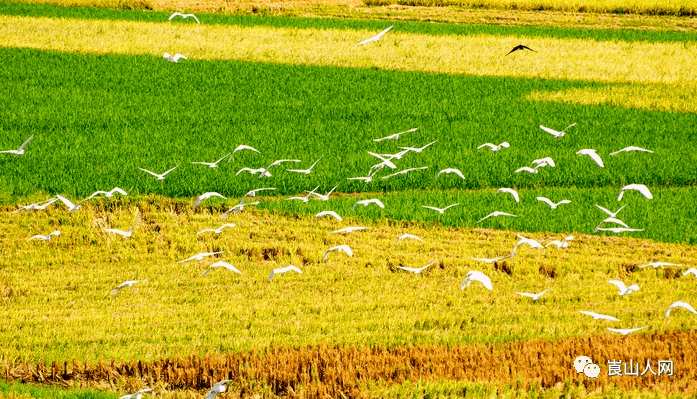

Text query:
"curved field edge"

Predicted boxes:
[[4, 2, 697, 41], [2, 330, 697, 397]]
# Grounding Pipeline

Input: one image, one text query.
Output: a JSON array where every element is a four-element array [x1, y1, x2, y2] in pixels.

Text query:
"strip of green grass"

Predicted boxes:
[[0, 380, 116, 399], [1, 2, 697, 43]]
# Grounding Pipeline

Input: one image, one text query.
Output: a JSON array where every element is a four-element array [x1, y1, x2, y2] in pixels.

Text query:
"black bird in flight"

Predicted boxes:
[[506, 45, 537, 56]]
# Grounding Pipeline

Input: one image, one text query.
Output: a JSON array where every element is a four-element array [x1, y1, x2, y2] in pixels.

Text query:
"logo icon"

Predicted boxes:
[[574, 356, 599, 378]]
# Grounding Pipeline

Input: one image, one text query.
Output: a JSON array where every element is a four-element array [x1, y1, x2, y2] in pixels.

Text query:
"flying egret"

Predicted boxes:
[[514, 234, 544, 249], [536, 197, 571, 209], [14, 197, 58, 213], [638, 261, 681, 268], [506, 44, 536, 55], [314, 210, 343, 222], [539, 123, 576, 138], [373, 127, 417, 142], [375, 149, 410, 161], [515, 287, 554, 301], [310, 184, 339, 201], [352, 198, 385, 211], [86, 187, 128, 200], [595, 227, 644, 233], [177, 251, 224, 263], [286, 156, 323, 174], [56, 194, 88, 212], [227, 144, 261, 162], [398, 140, 438, 153], [0, 134, 33, 157], [331, 226, 368, 234], [461, 271, 493, 291], [111, 279, 148, 296], [682, 268, 697, 278], [285, 186, 319, 203], [477, 211, 517, 223], [236, 167, 271, 177], [470, 256, 508, 264], [193, 192, 226, 209], [607, 327, 648, 336], [515, 166, 539, 174], [579, 311, 620, 321], [163, 53, 187, 63], [477, 142, 510, 152], [168, 12, 200, 23], [666, 301, 697, 318], [191, 153, 231, 168], [421, 203, 459, 215], [495, 188, 519, 203], [618, 184, 653, 201], [576, 149, 604, 167], [544, 235, 574, 248], [397, 233, 423, 243], [205, 380, 232, 399], [356, 25, 395, 46], [197, 223, 236, 235], [595, 204, 628, 218], [27, 230, 61, 242], [242, 187, 276, 199], [221, 201, 259, 218], [532, 157, 556, 168], [323, 245, 353, 262], [258, 159, 301, 178], [366, 152, 398, 169], [610, 146, 653, 156], [435, 168, 465, 179], [269, 265, 302, 281], [202, 261, 241, 276], [593, 217, 630, 232], [104, 217, 142, 239], [608, 280, 640, 296], [138, 164, 180, 180], [396, 260, 437, 274], [118, 388, 152, 399]]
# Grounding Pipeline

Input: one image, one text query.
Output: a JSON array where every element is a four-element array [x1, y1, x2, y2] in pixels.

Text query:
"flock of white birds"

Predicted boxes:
[[2, 12, 694, 399]]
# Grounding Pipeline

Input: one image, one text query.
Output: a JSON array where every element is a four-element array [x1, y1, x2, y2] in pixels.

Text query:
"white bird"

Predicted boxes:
[[0, 135, 34, 156], [27, 230, 61, 242], [323, 244, 353, 262], [544, 235, 574, 248], [477, 142, 510, 152], [14, 197, 58, 213], [372, 127, 417, 142], [86, 187, 128, 200], [397, 233, 422, 243], [579, 311, 620, 321], [242, 187, 276, 199], [191, 153, 231, 168], [515, 287, 554, 300], [347, 168, 379, 183], [421, 203, 459, 215], [286, 156, 323, 174], [470, 256, 508, 264], [314, 210, 343, 222], [375, 149, 410, 161], [398, 140, 438, 153], [682, 268, 697, 278], [205, 380, 232, 399], [515, 166, 539, 174], [202, 261, 241, 276], [539, 123, 576, 138], [268, 265, 302, 281], [177, 251, 224, 263], [610, 146, 653, 156], [532, 157, 556, 168], [352, 198, 385, 211], [575, 149, 604, 167], [461, 271, 493, 291], [595, 204, 628, 218], [236, 167, 272, 177], [435, 168, 465, 180], [356, 25, 395, 46], [366, 151, 398, 169], [618, 184, 653, 201], [495, 188, 519, 203], [607, 327, 648, 336], [285, 186, 319, 203], [119, 388, 152, 399], [593, 217, 630, 232], [396, 261, 437, 274], [310, 184, 339, 201], [138, 164, 179, 180], [110, 279, 147, 296], [608, 280, 640, 296], [163, 53, 187, 63], [193, 192, 226, 209], [104, 217, 142, 239], [331, 226, 368, 234], [595, 226, 644, 233], [56, 194, 88, 212], [197, 223, 236, 235], [477, 211, 517, 223], [665, 301, 697, 318], [536, 197, 571, 209], [226, 144, 261, 162], [638, 261, 681, 268], [513, 233, 544, 250], [221, 201, 259, 218], [258, 159, 301, 178], [168, 12, 200, 23]]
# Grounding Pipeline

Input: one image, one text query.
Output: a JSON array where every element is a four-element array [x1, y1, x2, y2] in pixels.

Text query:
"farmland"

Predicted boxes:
[[1, 0, 696, 397]]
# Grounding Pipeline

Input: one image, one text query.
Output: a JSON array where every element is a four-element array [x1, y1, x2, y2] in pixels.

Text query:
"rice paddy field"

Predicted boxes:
[[0, 0, 696, 397]]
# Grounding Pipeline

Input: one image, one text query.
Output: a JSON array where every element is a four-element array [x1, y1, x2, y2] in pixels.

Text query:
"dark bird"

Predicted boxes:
[[506, 45, 537, 56]]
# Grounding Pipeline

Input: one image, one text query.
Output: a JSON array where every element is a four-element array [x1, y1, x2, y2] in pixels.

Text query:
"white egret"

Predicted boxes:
[[477, 211, 517, 223], [236, 167, 271, 177], [331, 226, 368, 234], [366, 152, 397, 169], [314, 210, 343, 222], [516, 166, 539, 174], [86, 187, 128, 200], [477, 142, 510, 152], [397, 233, 422, 243], [352, 198, 385, 210], [286, 156, 323, 174], [285, 186, 319, 203], [373, 127, 417, 142], [227, 144, 261, 162], [595, 204, 627, 218], [396, 260, 437, 274], [579, 311, 619, 321], [618, 184, 653, 201], [27, 230, 61, 242], [138, 164, 180, 180], [163, 53, 187, 63], [638, 261, 681, 268], [205, 380, 232, 399], [221, 201, 259, 218], [607, 327, 648, 336], [177, 251, 224, 263], [608, 280, 639, 296], [461, 271, 493, 291], [269, 265, 302, 281], [682, 268, 697, 278], [495, 188, 519, 202], [258, 159, 301, 178], [470, 256, 508, 264], [202, 261, 241, 276], [435, 168, 465, 179], [323, 245, 353, 262], [104, 217, 142, 239], [539, 123, 576, 138], [193, 192, 226, 209], [421, 203, 459, 215], [356, 25, 395, 46], [610, 146, 653, 156], [536, 197, 571, 209], [310, 184, 339, 201], [596, 227, 644, 233], [515, 287, 554, 301], [56, 194, 88, 212], [398, 140, 438, 153], [532, 157, 556, 168], [666, 301, 697, 318], [0, 134, 33, 156], [576, 149, 604, 167], [197, 223, 236, 235], [14, 197, 58, 213], [544, 235, 574, 248], [111, 279, 147, 296], [168, 12, 200, 23], [191, 153, 231, 168]]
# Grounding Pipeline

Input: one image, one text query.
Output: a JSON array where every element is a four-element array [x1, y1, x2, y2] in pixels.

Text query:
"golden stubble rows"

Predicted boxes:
[[1, 15, 697, 85]]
